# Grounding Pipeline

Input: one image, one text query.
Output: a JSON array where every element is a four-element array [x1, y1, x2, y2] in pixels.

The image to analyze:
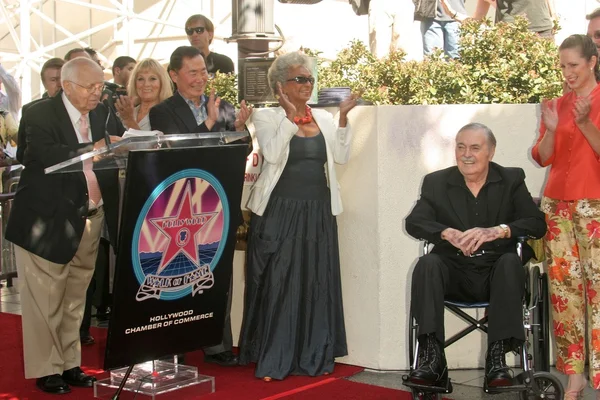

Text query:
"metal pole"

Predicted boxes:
[[20, 0, 31, 105]]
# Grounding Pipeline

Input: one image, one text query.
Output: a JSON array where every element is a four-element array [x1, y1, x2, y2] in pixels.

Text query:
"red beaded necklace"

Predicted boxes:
[[293, 106, 313, 125]]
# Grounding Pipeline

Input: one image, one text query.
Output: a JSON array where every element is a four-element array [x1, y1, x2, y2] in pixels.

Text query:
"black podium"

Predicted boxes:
[[46, 132, 249, 398]]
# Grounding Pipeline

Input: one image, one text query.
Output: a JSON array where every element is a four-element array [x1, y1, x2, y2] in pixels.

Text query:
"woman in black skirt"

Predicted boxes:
[[238, 52, 358, 381]]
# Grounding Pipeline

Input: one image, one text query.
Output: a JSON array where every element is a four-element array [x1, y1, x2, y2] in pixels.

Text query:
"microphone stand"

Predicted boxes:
[[102, 99, 114, 148]]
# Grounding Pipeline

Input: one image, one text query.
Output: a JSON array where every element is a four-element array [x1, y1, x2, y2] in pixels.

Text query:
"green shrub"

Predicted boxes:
[[208, 72, 238, 106], [212, 16, 562, 106], [312, 16, 562, 105]]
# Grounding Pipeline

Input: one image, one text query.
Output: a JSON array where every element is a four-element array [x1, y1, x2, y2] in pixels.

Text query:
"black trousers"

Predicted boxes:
[[80, 238, 110, 336], [411, 252, 525, 346]]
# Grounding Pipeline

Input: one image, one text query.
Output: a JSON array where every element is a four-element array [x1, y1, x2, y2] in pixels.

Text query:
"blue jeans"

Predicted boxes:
[[421, 19, 460, 58]]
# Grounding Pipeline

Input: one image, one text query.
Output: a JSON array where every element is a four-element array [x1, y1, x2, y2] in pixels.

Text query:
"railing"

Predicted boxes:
[[0, 172, 19, 287]]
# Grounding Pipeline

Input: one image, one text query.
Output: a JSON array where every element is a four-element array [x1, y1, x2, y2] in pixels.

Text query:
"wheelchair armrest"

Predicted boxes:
[[422, 241, 431, 256]]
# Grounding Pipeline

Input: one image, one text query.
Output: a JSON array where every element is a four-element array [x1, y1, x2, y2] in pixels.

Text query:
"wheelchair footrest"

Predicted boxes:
[[483, 376, 527, 394], [402, 375, 453, 394]]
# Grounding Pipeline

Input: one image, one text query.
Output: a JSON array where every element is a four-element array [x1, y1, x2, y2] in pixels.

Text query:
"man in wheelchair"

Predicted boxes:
[[405, 123, 547, 389]]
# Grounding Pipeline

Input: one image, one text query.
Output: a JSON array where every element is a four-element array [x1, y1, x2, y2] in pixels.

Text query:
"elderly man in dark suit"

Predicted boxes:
[[150, 46, 251, 135], [149, 45, 251, 368], [6, 57, 122, 394], [405, 123, 546, 389]]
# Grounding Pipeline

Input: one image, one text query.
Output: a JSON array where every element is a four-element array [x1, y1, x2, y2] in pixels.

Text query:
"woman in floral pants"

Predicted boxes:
[[532, 34, 600, 399]]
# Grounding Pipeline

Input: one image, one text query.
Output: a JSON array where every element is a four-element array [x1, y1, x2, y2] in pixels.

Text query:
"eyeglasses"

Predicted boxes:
[[67, 81, 104, 94], [286, 76, 315, 85], [186, 26, 206, 35]]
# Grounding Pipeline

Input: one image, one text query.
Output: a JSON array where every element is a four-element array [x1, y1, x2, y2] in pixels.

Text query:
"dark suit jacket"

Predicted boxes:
[[6, 93, 124, 264], [149, 92, 237, 135], [17, 98, 50, 164], [405, 162, 546, 260]]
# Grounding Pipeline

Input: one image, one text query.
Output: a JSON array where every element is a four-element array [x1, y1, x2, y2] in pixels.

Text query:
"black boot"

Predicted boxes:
[[409, 333, 448, 385], [485, 340, 512, 387]]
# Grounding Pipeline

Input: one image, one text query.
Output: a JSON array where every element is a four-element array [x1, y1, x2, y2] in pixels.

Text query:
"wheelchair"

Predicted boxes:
[[401, 238, 563, 399]]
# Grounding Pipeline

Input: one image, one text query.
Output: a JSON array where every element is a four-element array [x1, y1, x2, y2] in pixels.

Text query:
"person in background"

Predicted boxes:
[[115, 58, 173, 131], [0, 62, 21, 121], [587, 8, 600, 56], [471, 0, 555, 39], [105, 56, 136, 96], [84, 47, 103, 68], [16, 58, 65, 164], [64, 48, 91, 61], [532, 34, 600, 400], [185, 14, 234, 74], [415, 0, 465, 58], [41, 58, 65, 99], [238, 51, 357, 381], [102, 56, 136, 117]]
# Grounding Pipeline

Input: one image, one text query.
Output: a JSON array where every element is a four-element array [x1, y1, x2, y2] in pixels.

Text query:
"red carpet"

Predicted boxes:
[[284, 379, 412, 399], [0, 312, 415, 400]]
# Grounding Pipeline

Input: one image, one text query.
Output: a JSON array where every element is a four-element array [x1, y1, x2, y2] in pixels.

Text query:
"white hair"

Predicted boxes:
[[267, 52, 312, 95], [61, 57, 102, 83]]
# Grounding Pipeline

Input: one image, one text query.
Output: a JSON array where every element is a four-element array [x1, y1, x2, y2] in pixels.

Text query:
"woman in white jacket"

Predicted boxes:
[[238, 52, 358, 381]]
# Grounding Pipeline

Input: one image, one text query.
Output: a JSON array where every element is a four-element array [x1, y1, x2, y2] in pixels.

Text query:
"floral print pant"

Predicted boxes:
[[542, 197, 600, 388]]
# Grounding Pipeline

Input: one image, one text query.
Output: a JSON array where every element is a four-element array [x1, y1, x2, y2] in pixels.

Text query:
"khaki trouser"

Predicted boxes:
[[15, 207, 104, 379]]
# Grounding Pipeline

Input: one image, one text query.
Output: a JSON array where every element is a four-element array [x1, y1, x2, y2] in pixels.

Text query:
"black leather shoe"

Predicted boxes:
[[80, 334, 95, 346], [36, 374, 71, 394], [204, 350, 239, 367], [95, 306, 111, 322], [485, 340, 512, 387], [62, 366, 96, 387], [408, 333, 448, 385]]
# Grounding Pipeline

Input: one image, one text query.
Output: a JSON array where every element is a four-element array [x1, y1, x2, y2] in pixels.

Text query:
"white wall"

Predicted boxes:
[[230, 104, 548, 370]]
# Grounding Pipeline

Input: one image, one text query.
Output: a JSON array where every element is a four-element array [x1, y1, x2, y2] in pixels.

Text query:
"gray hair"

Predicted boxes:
[[267, 52, 312, 95], [61, 57, 102, 83], [588, 8, 600, 20], [457, 122, 497, 148]]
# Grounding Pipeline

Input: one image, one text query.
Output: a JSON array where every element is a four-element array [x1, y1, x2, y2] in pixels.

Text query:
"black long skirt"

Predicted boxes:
[[238, 195, 348, 380]]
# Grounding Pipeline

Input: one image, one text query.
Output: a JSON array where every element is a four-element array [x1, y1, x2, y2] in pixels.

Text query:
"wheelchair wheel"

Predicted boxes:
[[531, 266, 550, 372], [519, 371, 564, 399], [411, 389, 441, 400], [408, 309, 418, 369]]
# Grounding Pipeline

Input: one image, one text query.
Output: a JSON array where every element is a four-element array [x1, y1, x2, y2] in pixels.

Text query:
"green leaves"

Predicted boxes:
[[315, 16, 562, 105], [207, 72, 238, 106]]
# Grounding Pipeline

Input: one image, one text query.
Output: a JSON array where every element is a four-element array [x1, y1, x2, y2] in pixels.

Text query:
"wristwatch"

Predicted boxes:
[[499, 224, 510, 238]]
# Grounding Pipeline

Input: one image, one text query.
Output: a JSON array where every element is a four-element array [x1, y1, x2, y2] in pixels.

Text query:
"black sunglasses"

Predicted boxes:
[[286, 76, 315, 85], [186, 27, 206, 35]]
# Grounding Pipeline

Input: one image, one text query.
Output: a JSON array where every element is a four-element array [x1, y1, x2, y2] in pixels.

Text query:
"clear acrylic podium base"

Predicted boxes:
[[94, 360, 215, 399]]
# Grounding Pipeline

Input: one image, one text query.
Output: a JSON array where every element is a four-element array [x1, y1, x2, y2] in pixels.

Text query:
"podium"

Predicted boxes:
[[46, 132, 249, 399]]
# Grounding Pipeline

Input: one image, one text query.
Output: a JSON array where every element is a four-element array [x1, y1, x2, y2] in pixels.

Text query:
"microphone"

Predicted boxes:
[[102, 98, 113, 148]]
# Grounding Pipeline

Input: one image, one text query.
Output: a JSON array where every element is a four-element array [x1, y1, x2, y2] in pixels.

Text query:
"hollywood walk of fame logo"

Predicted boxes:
[[131, 169, 230, 301]]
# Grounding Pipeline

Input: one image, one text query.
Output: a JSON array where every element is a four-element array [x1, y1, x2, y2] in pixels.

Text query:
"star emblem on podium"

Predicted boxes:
[[150, 182, 216, 273]]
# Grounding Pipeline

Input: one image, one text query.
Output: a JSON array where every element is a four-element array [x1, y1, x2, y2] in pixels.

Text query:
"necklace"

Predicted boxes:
[[293, 106, 313, 125]]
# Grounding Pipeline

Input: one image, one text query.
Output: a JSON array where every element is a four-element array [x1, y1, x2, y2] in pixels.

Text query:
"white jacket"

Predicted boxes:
[[246, 106, 352, 216]]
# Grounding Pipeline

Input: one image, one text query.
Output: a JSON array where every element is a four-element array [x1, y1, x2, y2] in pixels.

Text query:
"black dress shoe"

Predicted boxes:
[[409, 333, 448, 385], [204, 350, 239, 367], [485, 340, 512, 387], [36, 374, 71, 394], [95, 306, 111, 322], [80, 334, 95, 346], [62, 366, 96, 387]]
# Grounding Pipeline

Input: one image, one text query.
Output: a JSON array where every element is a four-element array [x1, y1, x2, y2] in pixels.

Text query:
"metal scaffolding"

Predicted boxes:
[[0, 0, 229, 104]]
